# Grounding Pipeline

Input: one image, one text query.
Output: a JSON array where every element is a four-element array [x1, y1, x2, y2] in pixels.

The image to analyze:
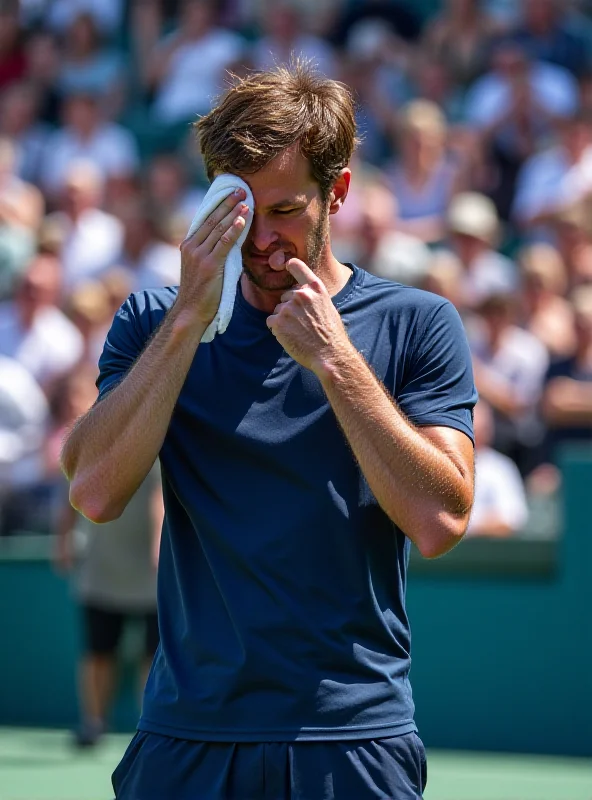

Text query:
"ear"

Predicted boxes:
[[328, 168, 351, 216]]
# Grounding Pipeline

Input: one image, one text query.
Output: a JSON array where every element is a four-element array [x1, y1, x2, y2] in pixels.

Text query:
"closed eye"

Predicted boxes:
[[273, 208, 298, 215]]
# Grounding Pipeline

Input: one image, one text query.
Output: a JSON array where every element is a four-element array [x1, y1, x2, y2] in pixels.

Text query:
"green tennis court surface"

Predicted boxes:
[[0, 728, 590, 800]]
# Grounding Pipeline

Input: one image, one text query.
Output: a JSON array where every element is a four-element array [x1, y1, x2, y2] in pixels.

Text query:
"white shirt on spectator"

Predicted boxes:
[[464, 61, 578, 131], [467, 446, 529, 534], [512, 145, 572, 224], [40, 123, 139, 196], [53, 208, 123, 289], [463, 250, 519, 306], [152, 30, 246, 123], [470, 323, 550, 407], [0, 303, 83, 386], [116, 241, 181, 291], [556, 146, 592, 207], [0, 355, 48, 489]]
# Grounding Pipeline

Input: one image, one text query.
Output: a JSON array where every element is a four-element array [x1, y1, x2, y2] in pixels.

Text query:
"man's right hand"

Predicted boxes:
[[176, 188, 250, 329]]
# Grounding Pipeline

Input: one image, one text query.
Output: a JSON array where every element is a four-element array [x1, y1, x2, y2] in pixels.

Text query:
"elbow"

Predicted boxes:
[[69, 478, 125, 525], [414, 511, 470, 560]]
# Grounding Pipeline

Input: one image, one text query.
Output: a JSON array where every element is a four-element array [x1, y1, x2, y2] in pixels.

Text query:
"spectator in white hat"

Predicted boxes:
[[447, 191, 518, 307]]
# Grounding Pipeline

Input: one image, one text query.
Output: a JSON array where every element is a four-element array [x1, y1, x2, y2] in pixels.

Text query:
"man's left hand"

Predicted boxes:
[[266, 258, 352, 374]]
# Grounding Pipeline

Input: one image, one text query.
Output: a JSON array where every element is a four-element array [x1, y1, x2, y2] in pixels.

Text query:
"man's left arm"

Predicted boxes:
[[315, 346, 474, 558], [267, 259, 475, 559]]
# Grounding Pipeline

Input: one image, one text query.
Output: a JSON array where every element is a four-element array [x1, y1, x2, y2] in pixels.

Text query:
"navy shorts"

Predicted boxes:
[[112, 729, 427, 799]]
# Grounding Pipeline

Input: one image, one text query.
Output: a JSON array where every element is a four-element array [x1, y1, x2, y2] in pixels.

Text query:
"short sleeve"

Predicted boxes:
[[96, 294, 150, 401], [397, 300, 477, 442]]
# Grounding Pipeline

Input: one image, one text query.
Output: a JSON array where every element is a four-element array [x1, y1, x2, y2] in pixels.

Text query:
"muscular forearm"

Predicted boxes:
[[61, 305, 206, 523], [316, 345, 473, 557]]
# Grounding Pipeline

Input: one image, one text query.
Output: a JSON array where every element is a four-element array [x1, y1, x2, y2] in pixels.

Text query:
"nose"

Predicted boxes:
[[248, 211, 279, 253]]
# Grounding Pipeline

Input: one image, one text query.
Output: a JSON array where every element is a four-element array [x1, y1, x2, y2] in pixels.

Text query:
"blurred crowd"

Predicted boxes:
[[1, 0, 591, 540]]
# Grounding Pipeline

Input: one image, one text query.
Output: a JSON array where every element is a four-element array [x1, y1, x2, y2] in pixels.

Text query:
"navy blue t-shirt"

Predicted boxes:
[[97, 264, 476, 742]]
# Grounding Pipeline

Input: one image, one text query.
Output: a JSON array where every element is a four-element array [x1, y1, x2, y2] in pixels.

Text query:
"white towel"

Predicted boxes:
[[186, 174, 254, 343]]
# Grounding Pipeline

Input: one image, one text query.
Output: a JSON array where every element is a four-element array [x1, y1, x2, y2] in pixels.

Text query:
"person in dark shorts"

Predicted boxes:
[[56, 463, 162, 747], [61, 62, 477, 798]]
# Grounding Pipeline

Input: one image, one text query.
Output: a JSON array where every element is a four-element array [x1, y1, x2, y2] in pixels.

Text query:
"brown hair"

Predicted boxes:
[[195, 61, 358, 199]]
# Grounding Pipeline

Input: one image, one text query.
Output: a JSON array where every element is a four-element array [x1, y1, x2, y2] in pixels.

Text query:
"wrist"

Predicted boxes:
[[312, 340, 359, 387], [169, 299, 209, 343]]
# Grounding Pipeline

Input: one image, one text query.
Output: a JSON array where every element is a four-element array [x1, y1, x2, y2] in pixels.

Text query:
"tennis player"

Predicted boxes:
[[61, 63, 477, 799]]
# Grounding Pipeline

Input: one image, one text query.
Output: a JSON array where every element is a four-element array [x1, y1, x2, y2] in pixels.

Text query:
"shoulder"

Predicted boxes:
[[349, 268, 463, 347], [353, 267, 452, 318], [116, 286, 178, 334]]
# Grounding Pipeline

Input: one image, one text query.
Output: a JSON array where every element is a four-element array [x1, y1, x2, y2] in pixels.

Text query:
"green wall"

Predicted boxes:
[[408, 451, 591, 757], [0, 453, 590, 755]]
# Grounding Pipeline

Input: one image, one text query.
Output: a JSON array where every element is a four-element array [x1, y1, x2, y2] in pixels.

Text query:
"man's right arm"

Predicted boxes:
[[61, 306, 206, 523], [61, 187, 251, 523]]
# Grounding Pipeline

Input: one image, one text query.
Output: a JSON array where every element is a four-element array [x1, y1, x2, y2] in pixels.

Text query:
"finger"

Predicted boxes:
[[280, 290, 297, 303], [266, 313, 278, 332], [285, 258, 321, 288], [185, 188, 247, 247], [202, 203, 249, 254], [210, 213, 247, 260]]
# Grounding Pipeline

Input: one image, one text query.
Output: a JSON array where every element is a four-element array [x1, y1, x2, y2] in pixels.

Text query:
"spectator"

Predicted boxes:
[[446, 191, 519, 307], [551, 199, 592, 288], [55, 458, 162, 747], [0, 253, 83, 388], [338, 52, 401, 167], [0, 136, 44, 231], [464, 39, 579, 216], [44, 362, 98, 484], [49, 364, 159, 747], [469, 292, 549, 474], [0, 81, 52, 184], [22, 30, 61, 125], [407, 54, 465, 123], [64, 279, 113, 365], [113, 199, 181, 290], [45, 160, 123, 289], [44, 0, 124, 39], [542, 283, 592, 457], [99, 266, 133, 320], [0, 137, 43, 298], [331, 0, 422, 51], [146, 0, 246, 124], [252, 0, 337, 77], [385, 99, 462, 244], [145, 152, 204, 227], [40, 92, 139, 200], [355, 182, 432, 287], [466, 399, 529, 537], [422, 249, 467, 314], [465, 39, 579, 151], [421, 0, 500, 88], [511, 0, 590, 78], [0, 5, 27, 90], [55, 12, 126, 117], [512, 111, 592, 229], [519, 243, 576, 360], [0, 354, 49, 536]]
